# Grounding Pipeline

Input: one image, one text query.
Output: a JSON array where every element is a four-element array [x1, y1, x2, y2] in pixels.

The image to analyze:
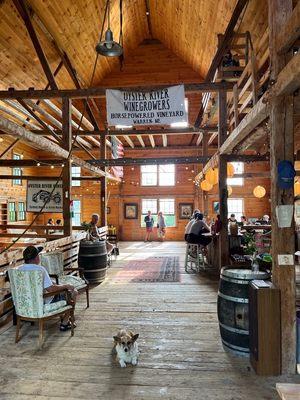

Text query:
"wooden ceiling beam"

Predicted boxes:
[[29, 127, 218, 136], [0, 115, 118, 180], [17, 99, 62, 145], [0, 139, 20, 159], [149, 135, 155, 148], [162, 134, 168, 147], [136, 135, 145, 147], [0, 103, 40, 130], [196, 132, 203, 146], [12, 0, 58, 90], [0, 82, 233, 100], [194, 0, 249, 128], [89, 156, 210, 167], [24, 99, 93, 150], [123, 135, 135, 148]]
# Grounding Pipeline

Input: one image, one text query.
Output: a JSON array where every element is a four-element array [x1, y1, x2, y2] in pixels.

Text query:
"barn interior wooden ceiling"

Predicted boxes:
[[0, 0, 272, 150], [0, 0, 268, 90]]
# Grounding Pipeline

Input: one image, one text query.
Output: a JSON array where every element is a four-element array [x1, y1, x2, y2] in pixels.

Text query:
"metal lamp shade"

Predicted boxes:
[[95, 29, 123, 57]]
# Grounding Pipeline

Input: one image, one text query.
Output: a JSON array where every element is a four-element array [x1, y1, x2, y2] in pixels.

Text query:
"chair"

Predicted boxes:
[[8, 269, 75, 346], [184, 243, 206, 273], [40, 252, 89, 308]]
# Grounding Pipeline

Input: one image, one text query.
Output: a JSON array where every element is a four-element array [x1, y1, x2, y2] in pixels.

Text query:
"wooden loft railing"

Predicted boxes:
[[227, 30, 270, 133], [201, 31, 259, 133]]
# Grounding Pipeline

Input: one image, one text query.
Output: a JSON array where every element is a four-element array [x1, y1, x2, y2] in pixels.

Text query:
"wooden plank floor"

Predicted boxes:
[[0, 241, 299, 400]]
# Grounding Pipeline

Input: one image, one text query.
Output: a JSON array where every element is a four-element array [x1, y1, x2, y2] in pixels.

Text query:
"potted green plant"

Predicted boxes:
[[81, 221, 93, 241]]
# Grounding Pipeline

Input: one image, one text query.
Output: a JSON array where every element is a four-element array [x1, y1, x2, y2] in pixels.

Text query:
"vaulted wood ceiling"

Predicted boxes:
[[0, 0, 268, 91], [0, 0, 272, 151]]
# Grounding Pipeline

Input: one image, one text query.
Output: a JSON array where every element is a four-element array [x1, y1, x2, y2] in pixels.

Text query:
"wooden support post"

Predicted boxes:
[[202, 132, 209, 214], [100, 134, 107, 227], [268, 0, 295, 374], [62, 97, 72, 237], [218, 90, 229, 269]]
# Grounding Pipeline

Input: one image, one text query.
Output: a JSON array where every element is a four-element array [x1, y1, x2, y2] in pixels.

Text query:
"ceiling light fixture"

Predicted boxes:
[[95, 0, 123, 58]]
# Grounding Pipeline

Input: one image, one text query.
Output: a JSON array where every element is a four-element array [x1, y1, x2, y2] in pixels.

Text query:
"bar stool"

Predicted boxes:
[[185, 243, 205, 273]]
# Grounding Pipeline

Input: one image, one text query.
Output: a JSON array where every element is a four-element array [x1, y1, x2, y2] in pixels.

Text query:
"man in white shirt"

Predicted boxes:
[[19, 245, 77, 331]]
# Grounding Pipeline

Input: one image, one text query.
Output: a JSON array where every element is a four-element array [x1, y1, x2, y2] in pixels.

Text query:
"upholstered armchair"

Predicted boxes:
[[8, 269, 75, 346], [40, 251, 89, 308]]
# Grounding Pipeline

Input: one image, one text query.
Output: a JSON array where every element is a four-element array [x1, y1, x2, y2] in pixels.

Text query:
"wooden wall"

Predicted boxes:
[[0, 138, 37, 227]]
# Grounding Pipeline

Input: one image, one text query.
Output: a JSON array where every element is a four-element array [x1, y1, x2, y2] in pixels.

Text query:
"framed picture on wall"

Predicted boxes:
[[179, 203, 193, 219], [124, 203, 138, 219], [213, 201, 219, 213]]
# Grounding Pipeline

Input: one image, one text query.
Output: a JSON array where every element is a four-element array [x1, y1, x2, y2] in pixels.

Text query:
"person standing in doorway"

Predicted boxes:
[[157, 211, 166, 241], [144, 210, 154, 242]]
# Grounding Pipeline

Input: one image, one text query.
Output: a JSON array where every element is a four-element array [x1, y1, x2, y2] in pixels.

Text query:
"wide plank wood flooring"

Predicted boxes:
[[0, 241, 299, 400]]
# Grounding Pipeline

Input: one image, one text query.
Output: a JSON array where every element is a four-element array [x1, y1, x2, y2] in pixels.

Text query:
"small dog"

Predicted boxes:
[[113, 329, 139, 368]]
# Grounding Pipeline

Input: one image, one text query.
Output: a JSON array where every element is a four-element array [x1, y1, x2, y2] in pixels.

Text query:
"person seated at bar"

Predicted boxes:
[[19, 245, 77, 331], [187, 213, 212, 247], [90, 213, 114, 254], [240, 215, 248, 227], [228, 213, 237, 223], [184, 209, 200, 241]]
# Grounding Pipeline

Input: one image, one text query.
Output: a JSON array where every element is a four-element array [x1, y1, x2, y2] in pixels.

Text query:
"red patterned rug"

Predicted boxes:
[[114, 256, 180, 283]]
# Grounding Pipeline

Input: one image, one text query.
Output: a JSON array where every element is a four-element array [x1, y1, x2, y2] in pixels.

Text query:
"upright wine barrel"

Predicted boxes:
[[78, 240, 107, 284], [218, 268, 270, 357]]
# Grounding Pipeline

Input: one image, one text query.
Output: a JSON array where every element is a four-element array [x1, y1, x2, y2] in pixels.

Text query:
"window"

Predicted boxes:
[[12, 154, 22, 185], [18, 202, 26, 221], [141, 164, 175, 186], [72, 200, 81, 226], [141, 165, 157, 186], [159, 164, 175, 186], [227, 162, 244, 186], [72, 166, 81, 187], [228, 198, 244, 221], [8, 202, 16, 222], [141, 198, 175, 227]]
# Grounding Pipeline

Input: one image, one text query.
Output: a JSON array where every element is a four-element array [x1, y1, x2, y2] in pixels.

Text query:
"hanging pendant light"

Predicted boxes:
[[201, 180, 213, 191], [205, 168, 218, 185], [295, 180, 300, 196], [227, 163, 235, 177], [96, 0, 123, 57], [253, 185, 266, 198]]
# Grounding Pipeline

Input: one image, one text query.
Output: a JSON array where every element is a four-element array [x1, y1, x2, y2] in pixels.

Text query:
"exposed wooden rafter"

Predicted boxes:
[[0, 114, 118, 180], [0, 82, 233, 100]]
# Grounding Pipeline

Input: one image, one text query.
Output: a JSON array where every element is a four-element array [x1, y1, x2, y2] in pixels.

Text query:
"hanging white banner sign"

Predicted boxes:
[[106, 85, 187, 126], [26, 180, 63, 212]]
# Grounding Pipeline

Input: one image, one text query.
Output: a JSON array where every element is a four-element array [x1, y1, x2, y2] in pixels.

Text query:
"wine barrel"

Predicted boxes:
[[78, 240, 107, 284], [218, 268, 270, 357]]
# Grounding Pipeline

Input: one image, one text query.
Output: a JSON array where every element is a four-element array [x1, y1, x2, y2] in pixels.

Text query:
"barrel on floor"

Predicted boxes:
[[78, 240, 108, 284], [217, 268, 270, 356]]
